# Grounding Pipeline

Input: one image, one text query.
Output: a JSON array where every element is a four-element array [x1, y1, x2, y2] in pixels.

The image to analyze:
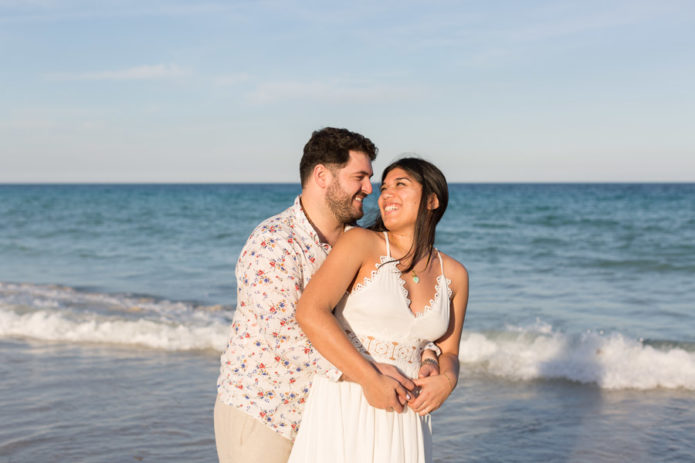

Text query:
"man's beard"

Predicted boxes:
[[326, 179, 363, 224]]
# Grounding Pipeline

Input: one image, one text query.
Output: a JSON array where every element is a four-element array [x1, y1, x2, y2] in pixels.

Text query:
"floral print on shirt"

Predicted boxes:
[[217, 196, 341, 441]]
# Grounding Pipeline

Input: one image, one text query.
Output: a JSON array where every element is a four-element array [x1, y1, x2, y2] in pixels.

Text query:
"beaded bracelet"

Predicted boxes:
[[421, 358, 439, 368]]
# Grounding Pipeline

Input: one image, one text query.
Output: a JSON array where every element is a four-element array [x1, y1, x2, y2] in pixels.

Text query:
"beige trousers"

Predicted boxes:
[[214, 396, 293, 463]]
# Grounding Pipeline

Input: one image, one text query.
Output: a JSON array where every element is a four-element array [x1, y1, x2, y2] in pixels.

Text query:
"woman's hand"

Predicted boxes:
[[407, 371, 456, 416]]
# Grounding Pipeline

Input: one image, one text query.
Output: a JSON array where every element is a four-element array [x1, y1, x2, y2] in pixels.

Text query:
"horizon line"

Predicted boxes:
[[1, 181, 694, 186]]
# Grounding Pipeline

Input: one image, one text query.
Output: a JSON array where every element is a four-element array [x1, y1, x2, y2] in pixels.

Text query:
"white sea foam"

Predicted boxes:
[[0, 309, 230, 351], [459, 329, 695, 391], [0, 282, 231, 351], [0, 281, 221, 321], [2, 282, 695, 390]]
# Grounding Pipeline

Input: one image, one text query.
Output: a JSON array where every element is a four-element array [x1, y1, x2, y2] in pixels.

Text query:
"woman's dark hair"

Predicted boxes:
[[300, 127, 378, 187], [369, 157, 449, 273]]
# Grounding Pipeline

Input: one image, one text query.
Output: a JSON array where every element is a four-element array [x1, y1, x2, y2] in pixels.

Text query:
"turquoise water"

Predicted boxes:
[[1, 183, 694, 461]]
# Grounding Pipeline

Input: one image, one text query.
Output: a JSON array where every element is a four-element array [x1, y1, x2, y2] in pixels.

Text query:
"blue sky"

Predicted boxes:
[[1, 0, 694, 182]]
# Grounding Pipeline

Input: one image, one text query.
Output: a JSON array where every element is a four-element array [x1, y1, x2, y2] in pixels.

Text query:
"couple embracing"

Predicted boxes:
[[215, 127, 469, 463]]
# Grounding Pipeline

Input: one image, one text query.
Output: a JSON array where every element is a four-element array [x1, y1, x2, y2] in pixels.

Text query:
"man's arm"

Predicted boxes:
[[235, 228, 341, 380], [418, 347, 440, 378]]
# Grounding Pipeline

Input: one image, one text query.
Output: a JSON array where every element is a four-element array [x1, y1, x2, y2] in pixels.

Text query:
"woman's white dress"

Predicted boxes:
[[288, 232, 452, 463]]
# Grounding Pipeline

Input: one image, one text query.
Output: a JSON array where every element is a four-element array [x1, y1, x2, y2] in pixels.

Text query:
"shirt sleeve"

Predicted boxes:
[[236, 227, 342, 381]]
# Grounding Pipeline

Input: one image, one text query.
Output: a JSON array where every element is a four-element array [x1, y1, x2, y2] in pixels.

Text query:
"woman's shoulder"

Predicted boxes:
[[335, 227, 385, 252], [437, 250, 468, 286], [341, 226, 381, 240]]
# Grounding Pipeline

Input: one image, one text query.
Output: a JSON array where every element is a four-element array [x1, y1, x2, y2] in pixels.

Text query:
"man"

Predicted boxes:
[[215, 128, 433, 462]]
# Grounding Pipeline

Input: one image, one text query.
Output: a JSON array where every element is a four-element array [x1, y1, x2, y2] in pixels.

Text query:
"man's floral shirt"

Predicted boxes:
[[217, 196, 341, 441]]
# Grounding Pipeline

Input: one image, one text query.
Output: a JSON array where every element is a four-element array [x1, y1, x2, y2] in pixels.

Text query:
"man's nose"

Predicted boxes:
[[362, 179, 373, 195]]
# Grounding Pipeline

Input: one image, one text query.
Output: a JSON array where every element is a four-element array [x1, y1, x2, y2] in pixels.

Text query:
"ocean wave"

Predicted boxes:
[[2, 282, 695, 390], [460, 326, 695, 391], [0, 281, 231, 351], [0, 281, 232, 321], [0, 309, 230, 351]]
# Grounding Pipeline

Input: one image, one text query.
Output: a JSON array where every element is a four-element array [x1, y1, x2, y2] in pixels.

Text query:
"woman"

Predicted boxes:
[[289, 158, 469, 463]]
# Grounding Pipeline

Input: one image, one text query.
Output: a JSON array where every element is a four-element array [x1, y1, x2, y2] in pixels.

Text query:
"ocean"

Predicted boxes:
[[1, 183, 694, 462]]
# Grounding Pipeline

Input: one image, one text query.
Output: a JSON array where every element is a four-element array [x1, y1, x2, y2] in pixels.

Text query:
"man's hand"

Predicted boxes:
[[419, 348, 440, 378], [340, 362, 415, 396], [362, 374, 409, 413], [418, 359, 440, 378], [374, 362, 415, 389]]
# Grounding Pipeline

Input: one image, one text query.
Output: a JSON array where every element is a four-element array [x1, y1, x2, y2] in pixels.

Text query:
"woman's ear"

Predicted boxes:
[[427, 193, 440, 210]]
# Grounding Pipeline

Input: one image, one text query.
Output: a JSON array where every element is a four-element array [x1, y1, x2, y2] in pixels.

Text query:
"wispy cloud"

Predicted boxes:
[[0, 0, 243, 23], [47, 64, 187, 81], [501, 1, 671, 43], [247, 80, 425, 104], [213, 72, 251, 86], [0, 105, 104, 131], [350, 0, 694, 68]]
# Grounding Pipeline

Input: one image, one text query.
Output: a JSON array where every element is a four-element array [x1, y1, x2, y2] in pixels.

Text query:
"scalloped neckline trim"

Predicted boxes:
[[399, 272, 452, 318], [350, 255, 452, 318], [351, 255, 392, 294]]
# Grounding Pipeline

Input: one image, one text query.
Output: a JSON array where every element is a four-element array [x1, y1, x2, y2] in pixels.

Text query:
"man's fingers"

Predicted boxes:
[[418, 365, 434, 378], [399, 375, 416, 391], [388, 387, 405, 413], [375, 362, 416, 390], [395, 384, 408, 406], [389, 370, 415, 391], [391, 398, 404, 413], [396, 391, 407, 405], [424, 364, 440, 378]]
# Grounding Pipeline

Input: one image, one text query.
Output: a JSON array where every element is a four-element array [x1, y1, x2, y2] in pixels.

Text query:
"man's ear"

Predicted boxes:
[[313, 164, 332, 189], [427, 193, 440, 210]]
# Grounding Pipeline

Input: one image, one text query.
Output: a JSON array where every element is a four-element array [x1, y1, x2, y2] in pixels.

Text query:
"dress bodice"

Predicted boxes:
[[335, 232, 452, 378]]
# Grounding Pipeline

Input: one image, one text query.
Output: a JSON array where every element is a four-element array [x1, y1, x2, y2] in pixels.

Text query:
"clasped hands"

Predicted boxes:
[[363, 362, 451, 416]]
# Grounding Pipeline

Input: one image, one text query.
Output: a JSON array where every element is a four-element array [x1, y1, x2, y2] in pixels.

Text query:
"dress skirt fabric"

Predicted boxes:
[[288, 375, 432, 463], [288, 234, 450, 463]]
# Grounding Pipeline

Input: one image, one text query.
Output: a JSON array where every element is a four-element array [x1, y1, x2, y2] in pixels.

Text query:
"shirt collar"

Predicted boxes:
[[292, 195, 330, 251]]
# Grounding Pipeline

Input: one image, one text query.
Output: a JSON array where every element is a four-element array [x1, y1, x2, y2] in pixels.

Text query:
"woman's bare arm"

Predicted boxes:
[[296, 228, 410, 411]]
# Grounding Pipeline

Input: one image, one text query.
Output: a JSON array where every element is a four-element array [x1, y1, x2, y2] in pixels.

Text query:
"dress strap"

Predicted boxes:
[[436, 248, 444, 276], [383, 231, 391, 258]]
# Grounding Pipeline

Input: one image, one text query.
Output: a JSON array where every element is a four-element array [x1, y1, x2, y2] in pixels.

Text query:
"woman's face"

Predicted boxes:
[[378, 167, 423, 231]]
